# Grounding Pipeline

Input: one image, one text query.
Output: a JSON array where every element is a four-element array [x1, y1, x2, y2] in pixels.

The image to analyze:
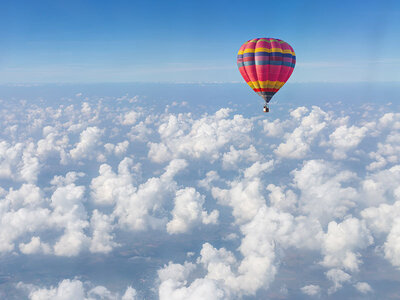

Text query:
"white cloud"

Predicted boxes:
[[212, 175, 266, 225], [27, 279, 85, 300], [275, 106, 329, 159], [361, 200, 400, 234], [70, 126, 103, 160], [50, 171, 85, 187], [159, 277, 225, 300], [127, 121, 153, 142], [158, 261, 227, 300], [368, 131, 400, 170], [19, 236, 51, 255], [321, 218, 373, 272], [326, 268, 351, 294], [0, 141, 23, 179], [222, 145, 262, 170], [383, 220, 400, 268], [18, 279, 137, 300], [112, 159, 188, 231], [292, 160, 358, 222], [122, 287, 138, 300], [354, 281, 373, 294], [167, 187, 218, 234], [243, 160, 274, 179], [360, 165, 400, 206], [148, 109, 253, 163], [0, 183, 50, 254], [89, 209, 119, 253], [290, 106, 309, 119], [262, 118, 286, 137], [198, 171, 221, 191], [377, 112, 400, 130], [6, 183, 44, 208], [104, 141, 129, 156], [36, 126, 69, 164], [121, 110, 141, 125], [19, 142, 41, 183], [90, 157, 140, 206], [0, 141, 41, 182], [327, 124, 368, 159], [115, 141, 129, 156], [300, 284, 321, 296], [267, 184, 297, 212], [50, 183, 89, 256]]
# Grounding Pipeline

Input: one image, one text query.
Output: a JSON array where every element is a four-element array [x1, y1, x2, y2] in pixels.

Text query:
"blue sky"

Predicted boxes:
[[1, 0, 400, 83], [2, 3, 400, 298]]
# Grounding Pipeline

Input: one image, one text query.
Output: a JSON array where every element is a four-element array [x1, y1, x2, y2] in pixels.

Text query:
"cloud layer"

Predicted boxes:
[[1, 93, 399, 299]]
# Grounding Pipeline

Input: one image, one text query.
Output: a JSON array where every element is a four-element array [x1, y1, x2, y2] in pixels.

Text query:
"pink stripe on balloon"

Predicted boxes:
[[278, 66, 295, 82], [243, 41, 259, 86], [238, 67, 251, 83]]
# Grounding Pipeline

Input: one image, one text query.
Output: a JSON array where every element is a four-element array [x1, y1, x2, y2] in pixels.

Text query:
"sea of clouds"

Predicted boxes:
[[1, 87, 400, 299]]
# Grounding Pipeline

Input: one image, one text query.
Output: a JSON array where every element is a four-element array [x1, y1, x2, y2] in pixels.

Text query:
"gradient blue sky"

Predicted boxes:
[[1, 0, 400, 83]]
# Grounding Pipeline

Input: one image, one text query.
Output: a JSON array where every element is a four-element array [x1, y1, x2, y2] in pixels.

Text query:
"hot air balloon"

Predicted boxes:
[[237, 38, 296, 112]]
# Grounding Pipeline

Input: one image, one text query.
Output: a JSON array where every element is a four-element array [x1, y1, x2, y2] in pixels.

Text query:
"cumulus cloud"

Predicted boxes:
[[18, 279, 137, 300], [360, 165, 400, 206], [0, 184, 50, 254], [222, 145, 262, 170], [90, 157, 139, 206], [0, 141, 23, 179], [19, 236, 51, 255], [70, 126, 103, 160], [326, 268, 351, 294], [50, 183, 89, 256], [36, 126, 69, 164], [326, 124, 368, 159], [112, 159, 188, 231], [292, 160, 358, 222], [301, 284, 321, 296], [167, 187, 218, 234], [89, 209, 119, 253], [354, 281, 373, 294], [368, 132, 400, 170], [383, 220, 400, 268], [148, 109, 253, 163], [158, 261, 226, 300], [198, 171, 221, 191], [275, 106, 329, 159], [212, 174, 266, 225], [104, 140, 129, 156], [267, 184, 297, 212], [321, 218, 373, 271], [262, 118, 286, 137], [121, 110, 141, 126], [0, 141, 40, 182]]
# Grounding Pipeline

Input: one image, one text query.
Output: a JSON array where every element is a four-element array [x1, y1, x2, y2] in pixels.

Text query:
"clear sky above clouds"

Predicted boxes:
[[1, 0, 400, 83]]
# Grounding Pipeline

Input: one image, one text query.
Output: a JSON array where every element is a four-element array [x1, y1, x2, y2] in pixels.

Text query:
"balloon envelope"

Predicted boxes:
[[237, 38, 296, 103]]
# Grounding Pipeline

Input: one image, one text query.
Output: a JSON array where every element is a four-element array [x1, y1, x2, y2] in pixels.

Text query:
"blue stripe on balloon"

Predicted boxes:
[[241, 61, 295, 67]]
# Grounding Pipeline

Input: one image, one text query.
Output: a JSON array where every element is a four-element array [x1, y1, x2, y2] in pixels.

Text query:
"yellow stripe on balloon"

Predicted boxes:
[[247, 81, 286, 89], [246, 81, 255, 89], [238, 48, 295, 55], [247, 81, 261, 90]]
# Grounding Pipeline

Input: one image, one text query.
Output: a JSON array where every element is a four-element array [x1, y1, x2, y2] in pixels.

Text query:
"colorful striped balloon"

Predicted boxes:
[[237, 38, 296, 105]]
